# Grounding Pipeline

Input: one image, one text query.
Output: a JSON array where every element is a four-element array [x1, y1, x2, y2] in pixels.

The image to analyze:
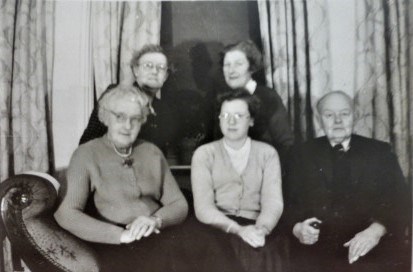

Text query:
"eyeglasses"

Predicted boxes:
[[105, 109, 145, 125], [219, 112, 250, 121], [138, 62, 168, 72]]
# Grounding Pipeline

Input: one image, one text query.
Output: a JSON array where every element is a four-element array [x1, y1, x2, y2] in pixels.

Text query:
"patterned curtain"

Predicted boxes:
[[258, 0, 412, 179], [91, 1, 161, 98], [0, 1, 54, 271], [258, 0, 331, 143], [353, 0, 412, 178], [0, 0, 54, 181]]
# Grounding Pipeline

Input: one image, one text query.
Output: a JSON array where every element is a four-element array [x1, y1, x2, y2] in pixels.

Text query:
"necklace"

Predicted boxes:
[[112, 144, 134, 168]]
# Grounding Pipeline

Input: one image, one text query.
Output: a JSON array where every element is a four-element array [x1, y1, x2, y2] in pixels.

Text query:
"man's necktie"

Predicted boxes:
[[333, 143, 344, 152]]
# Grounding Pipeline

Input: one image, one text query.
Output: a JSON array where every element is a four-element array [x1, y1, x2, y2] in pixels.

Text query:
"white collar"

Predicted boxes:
[[155, 89, 161, 99], [329, 138, 351, 151], [223, 137, 251, 175], [146, 90, 161, 116], [223, 137, 251, 152], [244, 79, 257, 94]]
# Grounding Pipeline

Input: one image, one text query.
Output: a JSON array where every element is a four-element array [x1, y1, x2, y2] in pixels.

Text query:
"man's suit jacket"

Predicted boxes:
[[285, 134, 409, 246]]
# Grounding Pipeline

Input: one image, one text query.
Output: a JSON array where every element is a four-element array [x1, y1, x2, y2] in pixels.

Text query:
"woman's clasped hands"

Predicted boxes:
[[120, 215, 161, 243], [237, 225, 268, 248]]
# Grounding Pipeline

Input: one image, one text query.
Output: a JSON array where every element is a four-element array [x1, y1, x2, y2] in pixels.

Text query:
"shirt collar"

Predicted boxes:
[[155, 89, 161, 99], [145, 90, 161, 116], [223, 137, 251, 152], [329, 137, 351, 151], [244, 79, 257, 94]]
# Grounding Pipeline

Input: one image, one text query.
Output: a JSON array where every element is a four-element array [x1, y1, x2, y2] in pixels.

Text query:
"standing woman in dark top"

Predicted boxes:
[[220, 40, 294, 163], [79, 44, 182, 155]]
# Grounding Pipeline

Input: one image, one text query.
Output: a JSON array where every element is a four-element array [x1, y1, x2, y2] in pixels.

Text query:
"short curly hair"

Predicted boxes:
[[220, 40, 263, 74], [130, 44, 168, 68], [217, 88, 261, 120], [98, 84, 150, 126]]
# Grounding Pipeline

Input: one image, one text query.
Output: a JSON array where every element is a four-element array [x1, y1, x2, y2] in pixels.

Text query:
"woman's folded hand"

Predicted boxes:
[[237, 225, 266, 248], [126, 216, 160, 241]]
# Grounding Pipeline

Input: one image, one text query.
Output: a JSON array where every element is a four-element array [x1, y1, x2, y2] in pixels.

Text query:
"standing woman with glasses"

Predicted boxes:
[[221, 40, 293, 165], [190, 89, 286, 272], [79, 44, 182, 157], [55, 84, 188, 272]]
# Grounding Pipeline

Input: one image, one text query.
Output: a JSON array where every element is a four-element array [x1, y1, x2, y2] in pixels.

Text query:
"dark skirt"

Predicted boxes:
[[89, 218, 246, 272], [183, 215, 289, 272], [227, 216, 288, 272], [90, 224, 188, 272]]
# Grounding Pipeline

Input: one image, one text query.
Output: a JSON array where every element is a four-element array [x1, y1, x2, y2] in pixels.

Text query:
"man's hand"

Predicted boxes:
[[126, 215, 160, 241], [292, 217, 322, 245], [344, 222, 386, 264], [237, 225, 266, 248]]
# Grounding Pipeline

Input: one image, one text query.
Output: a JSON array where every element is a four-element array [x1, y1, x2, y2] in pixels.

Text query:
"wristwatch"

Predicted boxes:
[[151, 215, 162, 229]]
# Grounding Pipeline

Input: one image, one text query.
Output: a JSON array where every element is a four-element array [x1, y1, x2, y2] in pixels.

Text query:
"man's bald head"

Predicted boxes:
[[316, 91, 354, 115], [316, 91, 355, 145]]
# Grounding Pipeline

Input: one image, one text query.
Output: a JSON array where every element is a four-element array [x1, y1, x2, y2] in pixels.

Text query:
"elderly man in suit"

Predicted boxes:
[[286, 91, 410, 272]]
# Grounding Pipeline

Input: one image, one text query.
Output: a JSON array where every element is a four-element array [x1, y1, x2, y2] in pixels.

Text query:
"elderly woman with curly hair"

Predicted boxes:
[[55, 84, 188, 272], [221, 40, 294, 164]]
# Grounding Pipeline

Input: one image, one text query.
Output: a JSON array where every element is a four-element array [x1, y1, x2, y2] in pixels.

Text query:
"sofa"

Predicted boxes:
[[0, 172, 99, 272]]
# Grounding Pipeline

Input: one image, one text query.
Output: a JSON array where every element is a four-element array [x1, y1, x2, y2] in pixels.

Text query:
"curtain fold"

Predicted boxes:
[[0, 0, 15, 182], [0, 1, 55, 271], [353, 0, 411, 177], [258, 0, 412, 179], [0, 0, 54, 180], [91, 1, 161, 98], [258, 0, 331, 142]]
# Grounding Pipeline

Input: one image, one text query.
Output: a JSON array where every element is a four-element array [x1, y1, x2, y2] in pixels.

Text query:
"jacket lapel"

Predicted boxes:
[[347, 135, 364, 184], [312, 137, 334, 184]]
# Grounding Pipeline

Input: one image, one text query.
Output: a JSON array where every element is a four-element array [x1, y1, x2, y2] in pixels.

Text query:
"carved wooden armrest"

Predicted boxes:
[[0, 173, 99, 272]]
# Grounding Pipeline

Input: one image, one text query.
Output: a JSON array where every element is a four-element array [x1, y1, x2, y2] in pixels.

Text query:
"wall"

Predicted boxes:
[[329, 1, 355, 96], [52, 1, 93, 170]]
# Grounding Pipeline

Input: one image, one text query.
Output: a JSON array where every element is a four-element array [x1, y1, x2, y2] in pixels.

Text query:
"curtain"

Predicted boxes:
[[0, 0, 54, 184], [353, 0, 412, 178], [258, 0, 412, 179], [0, 1, 54, 271], [258, 0, 331, 143], [91, 1, 161, 98]]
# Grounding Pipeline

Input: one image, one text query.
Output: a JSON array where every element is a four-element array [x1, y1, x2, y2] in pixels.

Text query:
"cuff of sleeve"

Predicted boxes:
[[151, 215, 163, 229]]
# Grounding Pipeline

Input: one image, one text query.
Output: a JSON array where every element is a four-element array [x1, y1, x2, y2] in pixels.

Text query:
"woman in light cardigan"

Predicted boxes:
[[191, 89, 285, 272]]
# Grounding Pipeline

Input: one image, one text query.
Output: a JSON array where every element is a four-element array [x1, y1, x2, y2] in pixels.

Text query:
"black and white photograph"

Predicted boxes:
[[0, 0, 412, 271]]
